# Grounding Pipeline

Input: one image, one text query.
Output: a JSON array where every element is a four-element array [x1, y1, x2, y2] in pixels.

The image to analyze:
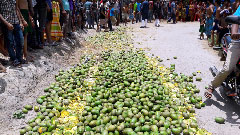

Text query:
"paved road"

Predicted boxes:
[[130, 21, 240, 135]]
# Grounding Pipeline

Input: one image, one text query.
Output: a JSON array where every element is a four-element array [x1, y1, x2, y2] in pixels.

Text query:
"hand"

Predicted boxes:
[[47, 6, 50, 12], [6, 23, 14, 30], [62, 10, 67, 16], [31, 19, 35, 28], [20, 23, 25, 31], [231, 33, 240, 40], [22, 20, 28, 27], [30, 16, 35, 28]]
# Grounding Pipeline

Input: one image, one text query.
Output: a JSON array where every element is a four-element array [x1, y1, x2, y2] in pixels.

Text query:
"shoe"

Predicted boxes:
[[225, 15, 240, 25], [12, 60, 21, 67], [140, 26, 145, 28], [226, 91, 237, 97]]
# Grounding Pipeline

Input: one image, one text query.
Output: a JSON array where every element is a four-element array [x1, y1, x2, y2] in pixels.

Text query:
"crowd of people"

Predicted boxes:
[[0, 0, 236, 73], [197, 0, 233, 47]]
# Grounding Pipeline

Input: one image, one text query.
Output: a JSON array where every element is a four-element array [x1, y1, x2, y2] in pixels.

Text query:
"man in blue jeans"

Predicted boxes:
[[0, 0, 26, 67], [167, 0, 176, 24]]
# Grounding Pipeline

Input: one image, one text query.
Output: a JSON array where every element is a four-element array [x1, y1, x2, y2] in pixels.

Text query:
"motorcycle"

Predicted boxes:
[[209, 15, 240, 105], [210, 61, 240, 104]]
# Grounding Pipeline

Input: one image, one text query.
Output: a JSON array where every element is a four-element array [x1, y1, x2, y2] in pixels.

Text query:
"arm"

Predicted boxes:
[[231, 24, 240, 40], [16, 0, 28, 27], [46, 2, 50, 12], [27, 0, 34, 16], [0, 14, 14, 30], [55, 0, 67, 14]]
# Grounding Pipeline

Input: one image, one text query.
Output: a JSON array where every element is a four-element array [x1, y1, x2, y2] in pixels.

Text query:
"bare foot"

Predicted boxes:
[[208, 43, 214, 47], [0, 63, 6, 73], [26, 55, 35, 62]]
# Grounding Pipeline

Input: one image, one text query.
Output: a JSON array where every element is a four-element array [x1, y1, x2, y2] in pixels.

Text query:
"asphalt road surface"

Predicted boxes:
[[131, 21, 240, 135]]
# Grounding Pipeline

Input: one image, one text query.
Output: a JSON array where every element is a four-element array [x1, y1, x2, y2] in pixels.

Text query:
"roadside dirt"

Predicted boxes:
[[0, 29, 98, 135]]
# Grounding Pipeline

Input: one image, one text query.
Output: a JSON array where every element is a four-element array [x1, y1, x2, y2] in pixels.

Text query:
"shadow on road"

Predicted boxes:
[[205, 87, 240, 126]]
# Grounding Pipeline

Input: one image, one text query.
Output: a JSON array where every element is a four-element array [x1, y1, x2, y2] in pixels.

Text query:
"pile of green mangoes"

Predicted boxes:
[[19, 49, 210, 135]]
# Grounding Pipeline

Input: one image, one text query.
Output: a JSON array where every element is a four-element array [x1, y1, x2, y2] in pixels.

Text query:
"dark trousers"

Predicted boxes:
[[34, 6, 47, 45], [5, 24, 24, 62], [108, 19, 112, 31], [168, 13, 176, 23], [219, 28, 229, 44], [135, 12, 141, 23]]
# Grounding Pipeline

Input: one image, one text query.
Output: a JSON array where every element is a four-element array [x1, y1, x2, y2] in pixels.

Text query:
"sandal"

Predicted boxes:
[[226, 91, 237, 97], [204, 86, 214, 99], [26, 56, 34, 62]]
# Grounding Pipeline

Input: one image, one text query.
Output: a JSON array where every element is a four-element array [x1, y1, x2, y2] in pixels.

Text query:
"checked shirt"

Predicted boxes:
[[0, 0, 20, 24]]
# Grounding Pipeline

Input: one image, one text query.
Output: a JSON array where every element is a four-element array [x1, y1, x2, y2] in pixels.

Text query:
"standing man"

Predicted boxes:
[[45, 0, 54, 46], [84, 0, 93, 29], [167, 0, 176, 24], [210, 1, 221, 47], [171, 0, 176, 24], [99, 0, 108, 32], [34, 0, 48, 47], [134, 0, 141, 23], [113, 0, 120, 26], [62, 0, 71, 39], [140, 0, 149, 28], [0, 0, 27, 66], [153, 0, 161, 27], [92, 0, 99, 31]]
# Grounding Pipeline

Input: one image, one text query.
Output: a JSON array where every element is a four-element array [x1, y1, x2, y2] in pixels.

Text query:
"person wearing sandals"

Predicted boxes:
[[0, 0, 27, 67], [205, 6, 240, 99]]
